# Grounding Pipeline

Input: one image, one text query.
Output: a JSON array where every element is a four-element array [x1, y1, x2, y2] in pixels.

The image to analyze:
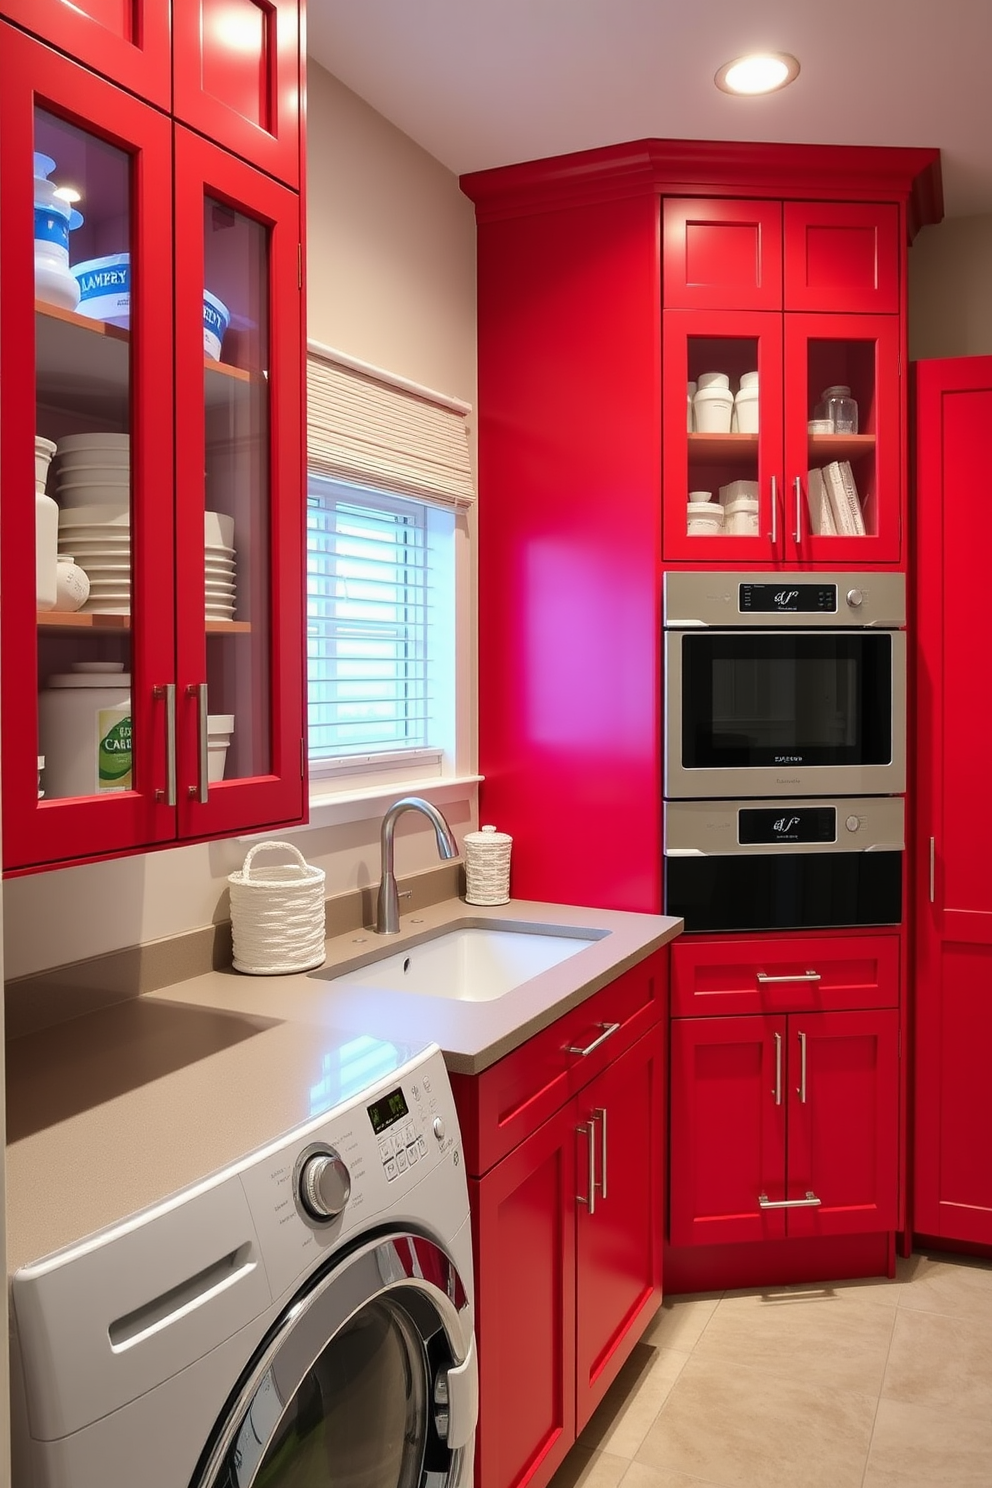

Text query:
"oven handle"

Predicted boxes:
[[757, 971, 821, 984]]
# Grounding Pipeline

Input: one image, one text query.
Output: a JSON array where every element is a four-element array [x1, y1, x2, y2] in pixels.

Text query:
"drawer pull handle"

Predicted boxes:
[[153, 684, 177, 806], [758, 1191, 821, 1210], [594, 1106, 608, 1200], [798, 1030, 808, 1103], [773, 1031, 782, 1105], [576, 1121, 597, 1216], [566, 1022, 620, 1058], [756, 971, 821, 985]]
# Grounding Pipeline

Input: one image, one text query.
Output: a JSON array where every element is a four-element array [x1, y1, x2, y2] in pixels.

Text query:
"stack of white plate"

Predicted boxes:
[[205, 509, 236, 621], [54, 432, 130, 512], [57, 504, 130, 614]]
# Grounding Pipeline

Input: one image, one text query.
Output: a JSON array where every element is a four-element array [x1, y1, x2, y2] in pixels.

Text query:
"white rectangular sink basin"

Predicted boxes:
[[333, 926, 603, 1002]]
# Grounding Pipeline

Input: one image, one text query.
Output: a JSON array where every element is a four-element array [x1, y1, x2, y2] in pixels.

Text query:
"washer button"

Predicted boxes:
[[407, 1143, 419, 1165], [396, 1148, 408, 1172], [845, 815, 861, 833], [417, 1135, 429, 1158], [433, 1116, 446, 1142], [384, 1158, 398, 1182]]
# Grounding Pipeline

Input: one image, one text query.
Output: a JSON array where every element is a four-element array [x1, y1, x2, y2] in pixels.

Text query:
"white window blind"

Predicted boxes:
[[307, 480, 453, 767], [306, 345, 475, 509]]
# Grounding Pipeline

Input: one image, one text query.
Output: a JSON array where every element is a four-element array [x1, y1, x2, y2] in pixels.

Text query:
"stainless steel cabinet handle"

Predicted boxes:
[[566, 1021, 620, 1057], [773, 1031, 782, 1106], [576, 1120, 597, 1216], [794, 475, 803, 543], [594, 1107, 608, 1201], [929, 836, 936, 904], [153, 684, 177, 806], [757, 970, 821, 985], [188, 682, 209, 803], [797, 1030, 808, 1103], [770, 474, 778, 545], [758, 1191, 821, 1210]]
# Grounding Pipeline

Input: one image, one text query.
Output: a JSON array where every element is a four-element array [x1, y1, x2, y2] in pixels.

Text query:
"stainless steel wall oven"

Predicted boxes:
[[663, 572, 906, 800]]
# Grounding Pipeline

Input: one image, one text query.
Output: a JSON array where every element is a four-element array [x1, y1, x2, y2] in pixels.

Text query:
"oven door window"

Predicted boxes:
[[681, 632, 892, 769]]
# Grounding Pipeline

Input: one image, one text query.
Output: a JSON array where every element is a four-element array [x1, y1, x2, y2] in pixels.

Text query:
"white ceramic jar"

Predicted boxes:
[[734, 383, 759, 434], [38, 663, 131, 798], [692, 385, 734, 433], [687, 500, 725, 536], [725, 496, 760, 535], [33, 154, 84, 312], [36, 490, 58, 610], [53, 554, 91, 612]]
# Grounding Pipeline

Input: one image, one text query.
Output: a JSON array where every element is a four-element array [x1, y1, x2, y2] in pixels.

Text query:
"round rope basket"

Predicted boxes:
[[228, 841, 326, 975]]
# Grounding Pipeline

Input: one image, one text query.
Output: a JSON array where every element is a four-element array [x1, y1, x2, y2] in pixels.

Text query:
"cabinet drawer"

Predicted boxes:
[[451, 949, 667, 1177], [670, 934, 899, 1017], [784, 202, 900, 314], [663, 198, 783, 311]]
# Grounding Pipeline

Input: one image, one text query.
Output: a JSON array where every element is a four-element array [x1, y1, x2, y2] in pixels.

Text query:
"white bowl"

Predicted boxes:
[[56, 432, 130, 455], [57, 469, 131, 488], [58, 504, 130, 527], [204, 542, 235, 557], [204, 510, 235, 548]]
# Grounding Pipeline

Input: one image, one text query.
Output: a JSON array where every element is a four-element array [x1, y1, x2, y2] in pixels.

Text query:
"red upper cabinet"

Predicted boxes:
[[0, 0, 172, 110], [0, 17, 305, 873], [784, 202, 899, 314], [663, 199, 783, 311], [173, 0, 302, 188]]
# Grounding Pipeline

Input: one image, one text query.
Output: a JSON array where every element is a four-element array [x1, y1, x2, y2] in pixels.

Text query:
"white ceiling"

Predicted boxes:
[[306, 0, 992, 221]]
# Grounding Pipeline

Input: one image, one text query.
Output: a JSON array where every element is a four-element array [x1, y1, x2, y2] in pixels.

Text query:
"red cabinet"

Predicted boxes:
[[0, 1, 301, 186], [670, 1008, 899, 1248], [453, 951, 667, 1488], [0, 17, 305, 873], [462, 140, 940, 915], [912, 356, 992, 1246]]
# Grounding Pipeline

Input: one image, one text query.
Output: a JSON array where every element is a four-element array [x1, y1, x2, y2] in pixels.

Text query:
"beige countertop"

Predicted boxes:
[[5, 896, 681, 1274]]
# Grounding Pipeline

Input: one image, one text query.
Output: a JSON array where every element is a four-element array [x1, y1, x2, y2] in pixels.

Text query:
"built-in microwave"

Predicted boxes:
[[663, 572, 906, 800]]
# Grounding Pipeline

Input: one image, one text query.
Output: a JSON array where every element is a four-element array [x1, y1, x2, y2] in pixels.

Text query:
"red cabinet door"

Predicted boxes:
[[172, 126, 304, 839], [663, 198, 783, 311], [0, 0, 171, 109], [0, 26, 178, 872], [913, 356, 992, 1245], [663, 308, 784, 565], [669, 1015, 787, 1246], [783, 311, 902, 564], [172, 0, 301, 187], [784, 202, 900, 315], [575, 1024, 664, 1432], [471, 1105, 577, 1488], [785, 1009, 899, 1238]]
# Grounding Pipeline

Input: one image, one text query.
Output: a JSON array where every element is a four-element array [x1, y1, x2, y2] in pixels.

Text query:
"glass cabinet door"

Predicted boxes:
[[0, 30, 176, 872], [173, 127, 304, 839], [784, 313, 902, 564], [662, 310, 784, 564]]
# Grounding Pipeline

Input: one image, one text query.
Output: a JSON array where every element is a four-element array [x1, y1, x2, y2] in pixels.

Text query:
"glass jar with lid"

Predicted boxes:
[[816, 384, 859, 434]]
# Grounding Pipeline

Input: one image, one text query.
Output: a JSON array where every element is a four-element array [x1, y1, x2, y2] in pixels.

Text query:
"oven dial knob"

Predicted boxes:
[[845, 815, 861, 833], [299, 1150, 351, 1221], [846, 588, 865, 608]]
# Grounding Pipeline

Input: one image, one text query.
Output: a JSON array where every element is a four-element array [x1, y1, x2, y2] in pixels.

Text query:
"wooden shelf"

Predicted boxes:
[[36, 299, 130, 341], [38, 612, 251, 634], [807, 433, 876, 462], [688, 432, 758, 464]]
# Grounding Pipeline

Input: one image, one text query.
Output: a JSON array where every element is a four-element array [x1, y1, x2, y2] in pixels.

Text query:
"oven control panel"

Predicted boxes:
[[663, 570, 906, 628]]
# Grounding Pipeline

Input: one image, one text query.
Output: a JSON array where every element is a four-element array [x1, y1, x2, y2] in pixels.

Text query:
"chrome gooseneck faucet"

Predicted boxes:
[[375, 796, 458, 934]]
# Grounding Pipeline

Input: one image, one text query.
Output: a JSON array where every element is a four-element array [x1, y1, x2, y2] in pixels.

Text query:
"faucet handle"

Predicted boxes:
[[398, 890, 413, 903]]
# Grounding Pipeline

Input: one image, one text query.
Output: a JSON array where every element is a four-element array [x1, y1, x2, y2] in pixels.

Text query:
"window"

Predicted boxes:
[[307, 478, 454, 781], [305, 344, 474, 798]]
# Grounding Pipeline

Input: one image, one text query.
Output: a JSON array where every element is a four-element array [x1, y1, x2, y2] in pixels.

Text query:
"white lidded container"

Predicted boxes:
[[38, 663, 131, 799], [687, 501, 725, 535], [33, 153, 84, 311], [692, 384, 734, 433], [725, 496, 760, 535], [734, 381, 759, 434], [464, 824, 513, 905]]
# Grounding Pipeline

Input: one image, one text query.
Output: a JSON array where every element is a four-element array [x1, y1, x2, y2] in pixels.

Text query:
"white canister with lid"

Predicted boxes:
[[725, 496, 760, 535], [36, 488, 58, 610], [692, 385, 734, 433], [464, 824, 513, 905], [33, 153, 84, 311], [38, 663, 131, 798], [734, 382, 759, 434], [687, 501, 725, 536]]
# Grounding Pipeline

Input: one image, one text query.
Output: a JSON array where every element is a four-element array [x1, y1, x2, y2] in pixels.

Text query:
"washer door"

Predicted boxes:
[[191, 1232, 476, 1488]]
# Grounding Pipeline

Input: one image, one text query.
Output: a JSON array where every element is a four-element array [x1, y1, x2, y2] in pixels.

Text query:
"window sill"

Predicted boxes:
[[239, 774, 483, 838]]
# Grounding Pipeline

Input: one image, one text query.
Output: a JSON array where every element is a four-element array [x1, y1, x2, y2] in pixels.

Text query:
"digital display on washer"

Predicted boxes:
[[739, 583, 837, 614], [739, 806, 837, 844], [367, 1087, 409, 1134]]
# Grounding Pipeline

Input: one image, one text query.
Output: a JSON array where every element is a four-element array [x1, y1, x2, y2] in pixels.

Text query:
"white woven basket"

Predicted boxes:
[[463, 824, 512, 906], [229, 841, 326, 975]]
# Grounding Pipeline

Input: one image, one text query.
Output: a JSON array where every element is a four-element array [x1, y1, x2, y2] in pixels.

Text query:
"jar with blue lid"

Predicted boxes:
[[34, 153, 84, 311]]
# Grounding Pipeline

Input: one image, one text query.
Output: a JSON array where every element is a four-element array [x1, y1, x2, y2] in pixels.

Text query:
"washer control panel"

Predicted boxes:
[[370, 1067, 446, 1183]]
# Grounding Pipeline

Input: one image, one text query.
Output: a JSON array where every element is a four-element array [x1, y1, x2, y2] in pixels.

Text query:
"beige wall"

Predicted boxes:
[[909, 212, 992, 360], [3, 62, 478, 982]]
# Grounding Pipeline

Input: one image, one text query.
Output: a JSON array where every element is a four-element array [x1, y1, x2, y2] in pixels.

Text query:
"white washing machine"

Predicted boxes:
[[10, 1039, 476, 1488]]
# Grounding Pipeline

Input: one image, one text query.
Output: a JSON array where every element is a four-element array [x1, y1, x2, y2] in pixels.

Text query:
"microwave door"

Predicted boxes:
[[664, 628, 906, 799]]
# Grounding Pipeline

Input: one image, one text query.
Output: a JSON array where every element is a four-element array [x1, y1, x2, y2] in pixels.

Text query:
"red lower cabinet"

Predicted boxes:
[[670, 1009, 898, 1249], [453, 957, 667, 1488]]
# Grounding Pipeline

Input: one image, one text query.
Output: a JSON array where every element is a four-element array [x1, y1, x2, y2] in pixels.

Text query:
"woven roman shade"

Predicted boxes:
[[307, 344, 475, 508]]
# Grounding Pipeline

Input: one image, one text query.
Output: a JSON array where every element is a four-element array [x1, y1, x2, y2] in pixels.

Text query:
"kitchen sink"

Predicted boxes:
[[329, 924, 604, 1002]]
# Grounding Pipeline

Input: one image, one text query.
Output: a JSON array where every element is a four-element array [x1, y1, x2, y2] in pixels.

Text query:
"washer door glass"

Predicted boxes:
[[194, 1232, 471, 1488], [249, 1296, 425, 1488]]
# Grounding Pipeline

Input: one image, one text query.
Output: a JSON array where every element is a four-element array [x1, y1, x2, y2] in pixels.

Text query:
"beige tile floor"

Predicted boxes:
[[554, 1252, 992, 1488]]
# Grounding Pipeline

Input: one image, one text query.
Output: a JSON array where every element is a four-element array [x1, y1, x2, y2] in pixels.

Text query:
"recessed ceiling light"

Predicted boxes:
[[715, 52, 800, 96]]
